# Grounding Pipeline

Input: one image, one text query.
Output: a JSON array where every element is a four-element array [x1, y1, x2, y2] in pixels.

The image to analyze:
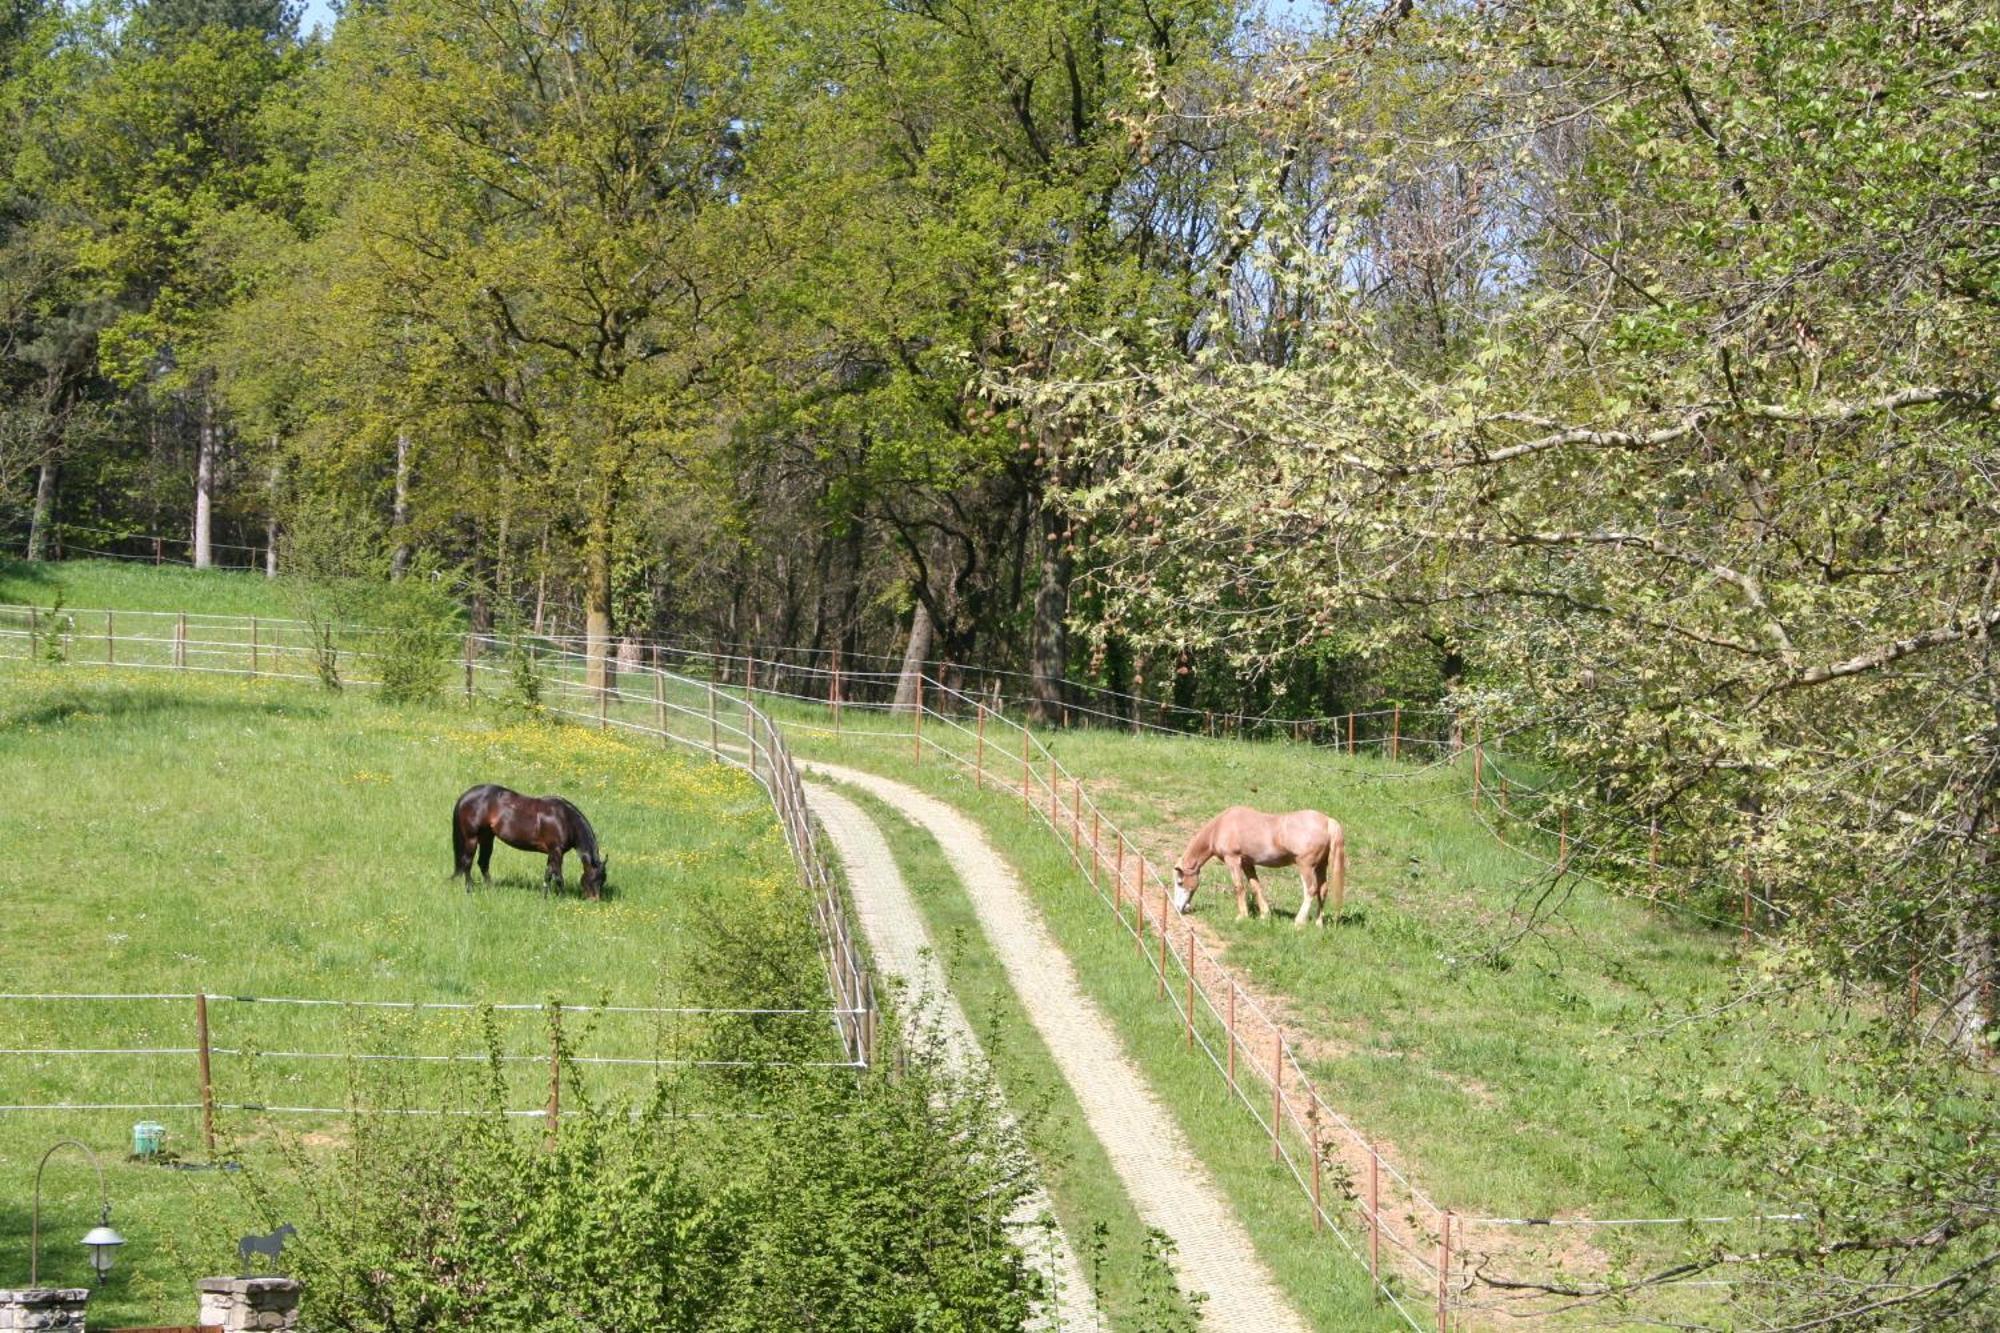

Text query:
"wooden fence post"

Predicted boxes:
[[176, 612, 186, 669], [1369, 1150, 1381, 1292], [464, 634, 475, 699], [1226, 983, 1237, 1091], [1185, 929, 1195, 1050], [1114, 838, 1125, 912], [1309, 1102, 1323, 1231], [195, 992, 216, 1156], [1437, 1211, 1453, 1331], [975, 705, 986, 789], [1558, 807, 1569, 870], [1472, 722, 1482, 808], [1090, 811, 1100, 890], [1271, 1038, 1283, 1161], [1391, 705, 1401, 760], [831, 645, 843, 732], [653, 668, 666, 739], [546, 1004, 562, 1147], [1022, 727, 1032, 808], [104, 609, 113, 665], [1347, 711, 1355, 755]]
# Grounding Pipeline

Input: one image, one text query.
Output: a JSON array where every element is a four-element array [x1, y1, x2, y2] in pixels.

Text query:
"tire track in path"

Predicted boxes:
[[803, 781, 1101, 1331], [806, 762, 1311, 1333]]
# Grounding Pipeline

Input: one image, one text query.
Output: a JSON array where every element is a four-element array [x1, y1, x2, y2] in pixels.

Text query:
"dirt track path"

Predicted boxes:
[[803, 782, 1101, 1331], [806, 762, 1311, 1333]]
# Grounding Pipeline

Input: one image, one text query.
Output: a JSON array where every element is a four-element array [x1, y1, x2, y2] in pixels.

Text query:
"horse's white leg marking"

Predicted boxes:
[[1294, 862, 1317, 927]]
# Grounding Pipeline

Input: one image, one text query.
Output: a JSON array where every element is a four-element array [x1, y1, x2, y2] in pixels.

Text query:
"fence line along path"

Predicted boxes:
[[806, 761, 1312, 1333]]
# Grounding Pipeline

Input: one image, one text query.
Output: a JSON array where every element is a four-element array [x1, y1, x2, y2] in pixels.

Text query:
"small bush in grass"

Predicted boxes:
[[359, 567, 461, 704]]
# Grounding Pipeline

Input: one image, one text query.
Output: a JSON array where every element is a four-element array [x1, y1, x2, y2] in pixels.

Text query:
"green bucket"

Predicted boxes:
[[132, 1121, 166, 1157]]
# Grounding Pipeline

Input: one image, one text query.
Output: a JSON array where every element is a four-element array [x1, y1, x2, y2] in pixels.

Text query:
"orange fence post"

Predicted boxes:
[[195, 991, 216, 1155], [1134, 857, 1148, 960], [1309, 1104, 1323, 1231], [1391, 704, 1401, 760], [1347, 711, 1355, 754], [1271, 1038, 1283, 1161], [1369, 1150, 1381, 1291], [1437, 1211, 1453, 1331], [1022, 728, 1031, 807], [1226, 982, 1237, 1091], [1184, 929, 1195, 1050]]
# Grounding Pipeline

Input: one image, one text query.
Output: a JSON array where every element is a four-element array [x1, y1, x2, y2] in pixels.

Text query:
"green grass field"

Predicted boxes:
[[775, 706, 1878, 1327], [0, 663, 828, 1325], [0, 558, 299, 619]]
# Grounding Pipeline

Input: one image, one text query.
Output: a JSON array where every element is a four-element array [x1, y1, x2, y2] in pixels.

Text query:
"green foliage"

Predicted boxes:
[[254, 1012, 1046, 1332], [357, 564, 460, 704]]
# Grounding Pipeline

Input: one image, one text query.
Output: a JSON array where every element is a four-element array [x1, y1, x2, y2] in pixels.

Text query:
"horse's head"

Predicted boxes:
[[1171, 862, 1198, 914], [581, 854, 608, 899]]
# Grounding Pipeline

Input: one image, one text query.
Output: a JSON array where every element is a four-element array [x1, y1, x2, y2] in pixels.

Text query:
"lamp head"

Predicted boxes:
[[81, 1211, 124, 1284]]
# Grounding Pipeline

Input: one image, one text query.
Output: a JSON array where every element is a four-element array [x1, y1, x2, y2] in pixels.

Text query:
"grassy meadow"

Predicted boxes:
[[0, 662, 826, 1324], [779, 705, 1882, 1326]]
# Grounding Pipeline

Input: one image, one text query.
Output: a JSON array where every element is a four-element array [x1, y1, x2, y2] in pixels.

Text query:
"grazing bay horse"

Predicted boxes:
[[452, 785, 607, 899], [1173, 807, 1346, 926]]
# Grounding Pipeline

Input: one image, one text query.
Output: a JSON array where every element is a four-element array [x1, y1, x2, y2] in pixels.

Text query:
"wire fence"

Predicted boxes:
[[0, 992, 867, 1151], [0, 604, 879, 1075]]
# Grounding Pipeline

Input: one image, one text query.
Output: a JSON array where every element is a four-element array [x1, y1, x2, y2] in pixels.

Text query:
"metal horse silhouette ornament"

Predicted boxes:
[[237, 1222, 296, 1275]]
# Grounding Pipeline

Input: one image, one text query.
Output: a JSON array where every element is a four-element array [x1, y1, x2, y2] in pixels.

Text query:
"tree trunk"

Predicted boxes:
[[390, 431, 412, 579], [265, 452, 280, 576], [26, 458, 57, 561], [891, 600, 933, 714], [585, 512, 614, 695], [194, 388, 217, 570], [1028, 500, 1072, 726]]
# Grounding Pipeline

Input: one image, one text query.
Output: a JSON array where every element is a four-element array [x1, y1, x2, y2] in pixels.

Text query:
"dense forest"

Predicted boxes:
[[2, 0, 1995, 1323]]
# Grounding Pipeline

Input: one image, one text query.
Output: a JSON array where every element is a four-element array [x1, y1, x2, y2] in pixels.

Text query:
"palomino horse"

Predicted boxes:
[[452, 784, 607, 899], [1173, 807, 1346, 926]]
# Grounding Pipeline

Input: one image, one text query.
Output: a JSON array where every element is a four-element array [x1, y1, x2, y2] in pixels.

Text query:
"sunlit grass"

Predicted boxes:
[[0, 664, 821, 1324]]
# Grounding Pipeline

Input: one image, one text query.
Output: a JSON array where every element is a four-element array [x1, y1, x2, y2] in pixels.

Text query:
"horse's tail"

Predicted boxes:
[[1325, 815, 1347, 922]]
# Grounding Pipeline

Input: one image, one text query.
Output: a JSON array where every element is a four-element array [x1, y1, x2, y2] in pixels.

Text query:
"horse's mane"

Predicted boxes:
[[553, 798, 600, 864]]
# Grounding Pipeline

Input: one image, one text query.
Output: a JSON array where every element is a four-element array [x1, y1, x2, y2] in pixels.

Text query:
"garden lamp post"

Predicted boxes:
[[29, 1139, 125, 1287]]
